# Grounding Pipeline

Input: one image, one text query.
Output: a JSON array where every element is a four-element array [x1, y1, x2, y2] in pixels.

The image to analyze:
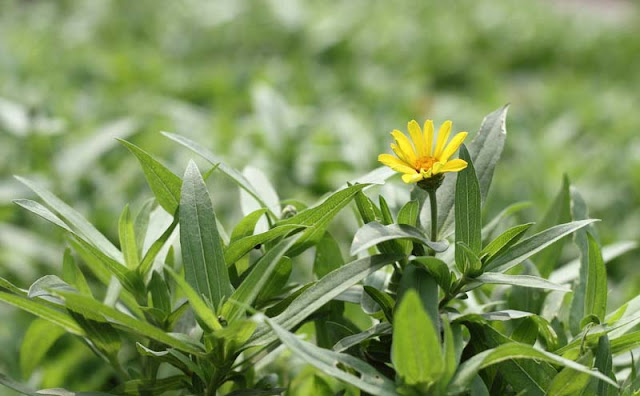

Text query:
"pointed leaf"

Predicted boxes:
[[266, 318, 398, 396], [180, 161, 233, 309], [351, 222, 447, 256], [119, 139, 182, 214], [484, 219, 598, 273]]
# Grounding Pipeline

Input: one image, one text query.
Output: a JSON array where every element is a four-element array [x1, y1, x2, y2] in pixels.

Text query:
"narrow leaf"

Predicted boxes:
[[484, 219, 598, 273], [249, 254, 402, 346], [224, 224, 303, 265], [119, 139, 182, 214], [266, 319, 398, 396], [118, 205, 139, 270], [180, 161, 233, 309], [351, 222, 447, 256], [455, 145, 482, 268], [471, 273, 570, 292]]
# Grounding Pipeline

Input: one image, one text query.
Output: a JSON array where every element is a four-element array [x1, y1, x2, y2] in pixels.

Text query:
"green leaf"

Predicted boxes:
[[119, 139, 182, 214], [480, 223, 534, 262], [112, 376, 187, 395], [13, 199, 73, 233], [456, 242, 482, 276], [277, 183, 369, 256], [148, 270, 171, 314], [351, 222, 447, 256], [484, 219, 598, 273], [0, 291, 84, 335], [68, 234, 144, 298], [531, 175, 571, 278], [118, 205, 139, 270], [549, 241, 637, 285], [0, 372, 35, 395], [20, 318, 66, 378], [470, 273, 570, 292], [15, 176, 122, 262], [256, 256, 292, 305], [363, 286, 395, 323], [447, 343, 617, 394], [426, 105, 508, 239], [411, 256, 452, 293], [221, 235, 300, 323], [332, 322, 392, 352], [249, 254, 402, 346], [589, 335, 616, 396], [455, 145, 482, 267], [354, 190, 383, 224], [62, 249, 91, 296], [397, 264, 439, 325], [266, 318, 398, 396], [54, 291, 203, 354], [393, 289, 443, 390], [313, 232, 344, 279], [396, 200, 419, 253], [569, 187, 600, 334], [224, 224, 303, 265], [481, 201, 532, 242], [584, 233, 607, 323], [165, 267, 221, 332], [162, 131, 274, 215], [138, 216, 178, 277], [546, 351, 593, 396], [66, 237, 144, 318], [180, 160, 233, 310], [67, 309, 122, 359], [230, 208, 268, 243], [134, 199, 154, 257]]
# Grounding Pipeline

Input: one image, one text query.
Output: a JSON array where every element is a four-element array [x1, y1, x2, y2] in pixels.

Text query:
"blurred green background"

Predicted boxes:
[[1, 0, 639, 392]]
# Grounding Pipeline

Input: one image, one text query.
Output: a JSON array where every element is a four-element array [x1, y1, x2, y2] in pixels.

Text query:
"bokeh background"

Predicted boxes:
[[1, 0, 639, 392]]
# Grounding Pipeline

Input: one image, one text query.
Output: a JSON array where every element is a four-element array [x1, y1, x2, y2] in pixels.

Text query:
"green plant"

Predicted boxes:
[[1, 107, 639, 395]]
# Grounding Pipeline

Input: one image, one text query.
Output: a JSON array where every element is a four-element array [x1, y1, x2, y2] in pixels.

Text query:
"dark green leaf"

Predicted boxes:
[[455, 145, 482, 269]]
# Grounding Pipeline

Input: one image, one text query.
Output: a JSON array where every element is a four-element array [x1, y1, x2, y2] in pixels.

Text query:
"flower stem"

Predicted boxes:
[[428, 188, 438, 242]]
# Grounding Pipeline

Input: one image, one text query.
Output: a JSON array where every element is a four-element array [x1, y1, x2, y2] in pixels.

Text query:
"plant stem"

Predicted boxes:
[[428, 188, 438, 242]]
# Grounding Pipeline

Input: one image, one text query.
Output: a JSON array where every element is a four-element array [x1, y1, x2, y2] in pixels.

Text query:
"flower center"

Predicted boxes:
[[414, 156, 436, 172]]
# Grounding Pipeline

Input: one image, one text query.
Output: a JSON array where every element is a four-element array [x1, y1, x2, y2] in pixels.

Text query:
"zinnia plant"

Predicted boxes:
[[1, 106, 639, 396]]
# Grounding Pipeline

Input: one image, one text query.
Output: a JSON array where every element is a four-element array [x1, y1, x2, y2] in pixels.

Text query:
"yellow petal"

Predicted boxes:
[[438, 132, 468, 162], [407, 120, 428, 158], [433, 120, 452, 159], [402, 173, 424, 183], [432, 161, 443, 175], [423, 120, 434, 156], [391, 143, 409, 164], [439, 159, 468, 173], [378, 154, 416, 174], [391, 130, 417, 165]]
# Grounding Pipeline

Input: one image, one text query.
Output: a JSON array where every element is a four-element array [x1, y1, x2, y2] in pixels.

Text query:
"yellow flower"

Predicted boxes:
[[378, 119, 468, 184]]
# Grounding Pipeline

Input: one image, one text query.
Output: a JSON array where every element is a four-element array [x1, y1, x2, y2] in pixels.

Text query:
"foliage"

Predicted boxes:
[[0, 106, 638, 395]]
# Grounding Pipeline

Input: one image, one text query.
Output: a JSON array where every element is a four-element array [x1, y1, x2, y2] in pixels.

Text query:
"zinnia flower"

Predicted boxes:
[[378, 120, 468, 184]]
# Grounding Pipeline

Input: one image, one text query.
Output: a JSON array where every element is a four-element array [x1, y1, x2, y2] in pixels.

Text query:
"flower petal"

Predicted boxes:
[[438, 131, 468, 162], [439, 159, 468, 173], [431, 161, 444, 175], [433, 120, 452, 159], [402, 173, 424, 184], [407, 120, 428, 158], [423, 119, 434, 156], [391, 143, 409, 164], [378, 154, 416, 174], [391, 130, 417, 165]]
